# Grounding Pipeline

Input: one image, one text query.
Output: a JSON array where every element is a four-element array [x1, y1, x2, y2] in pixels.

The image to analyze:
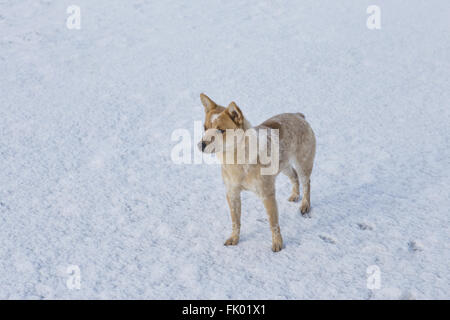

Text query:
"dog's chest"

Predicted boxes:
[[241, 175, 262, 194], [222, 165, 262, 195]]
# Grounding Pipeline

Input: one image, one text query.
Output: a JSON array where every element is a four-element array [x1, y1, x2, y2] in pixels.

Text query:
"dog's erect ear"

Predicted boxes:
[[226, 102, 243, 125], [200, 93, 216, 112]]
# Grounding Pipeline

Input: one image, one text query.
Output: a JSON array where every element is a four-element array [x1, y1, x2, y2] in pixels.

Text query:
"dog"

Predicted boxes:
[[198, 93, 316, 252]]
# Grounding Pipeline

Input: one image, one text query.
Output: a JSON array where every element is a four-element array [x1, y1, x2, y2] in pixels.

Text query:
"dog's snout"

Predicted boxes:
[[201, 141, 206, 151]]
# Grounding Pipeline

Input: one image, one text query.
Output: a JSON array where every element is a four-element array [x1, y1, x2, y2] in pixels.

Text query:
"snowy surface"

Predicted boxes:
[[0, 0, 449, 299]]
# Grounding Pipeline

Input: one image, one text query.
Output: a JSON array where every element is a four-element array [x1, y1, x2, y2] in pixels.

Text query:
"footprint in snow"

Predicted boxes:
[[408, 241, 423, 253], [319, 235, 336, 244], [357, 222, 373, 231]]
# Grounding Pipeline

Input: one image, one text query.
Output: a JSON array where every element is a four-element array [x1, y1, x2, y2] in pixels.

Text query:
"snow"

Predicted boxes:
[[0, 0, 449, 299]]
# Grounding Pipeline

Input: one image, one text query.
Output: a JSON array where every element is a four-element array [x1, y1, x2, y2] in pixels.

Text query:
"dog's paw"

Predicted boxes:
[[271, 237, 283, 252], [300, 200, 310, 214], [224, 236, 239, 246], [288, 194, 300, 202], [272, 241, 283, 252]]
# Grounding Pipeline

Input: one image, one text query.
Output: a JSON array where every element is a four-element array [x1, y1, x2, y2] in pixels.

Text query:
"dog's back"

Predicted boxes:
[[257, 113, 316, 174]]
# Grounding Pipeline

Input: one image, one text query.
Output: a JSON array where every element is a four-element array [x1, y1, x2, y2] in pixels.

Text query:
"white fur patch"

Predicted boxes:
[[210, 114, 220, 122]]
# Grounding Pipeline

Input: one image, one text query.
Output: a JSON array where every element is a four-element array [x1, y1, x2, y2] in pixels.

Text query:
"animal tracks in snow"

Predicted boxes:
[[357, 222, 374, 231], [319, 235, 336, 244], [408, 241, 424, 253]]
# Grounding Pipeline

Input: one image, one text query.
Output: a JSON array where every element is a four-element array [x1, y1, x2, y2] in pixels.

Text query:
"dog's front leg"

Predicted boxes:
[[263, 194, 283, 252], [224, 190, 241, 246]]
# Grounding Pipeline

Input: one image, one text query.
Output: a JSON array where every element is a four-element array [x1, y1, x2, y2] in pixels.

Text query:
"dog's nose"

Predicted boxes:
[[198, 141, 207, 152]]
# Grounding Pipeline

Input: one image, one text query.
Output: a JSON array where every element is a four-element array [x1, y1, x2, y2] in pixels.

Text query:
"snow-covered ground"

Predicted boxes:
[[0, 0, 449, 299]]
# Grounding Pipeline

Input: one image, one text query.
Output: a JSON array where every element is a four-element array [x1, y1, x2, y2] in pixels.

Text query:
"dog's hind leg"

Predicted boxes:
[[294, 129, 316, 215], [293, 161, 313, 215], [299, 173, 311, 214], [282, 166, 300, 202]]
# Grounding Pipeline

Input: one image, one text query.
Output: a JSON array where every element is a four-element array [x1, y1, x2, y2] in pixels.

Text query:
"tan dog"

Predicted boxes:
[[198, 93, 316, 252]]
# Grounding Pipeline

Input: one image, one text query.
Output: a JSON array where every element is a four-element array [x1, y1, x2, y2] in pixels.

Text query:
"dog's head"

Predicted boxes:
[[197, 93, 245, 153]]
